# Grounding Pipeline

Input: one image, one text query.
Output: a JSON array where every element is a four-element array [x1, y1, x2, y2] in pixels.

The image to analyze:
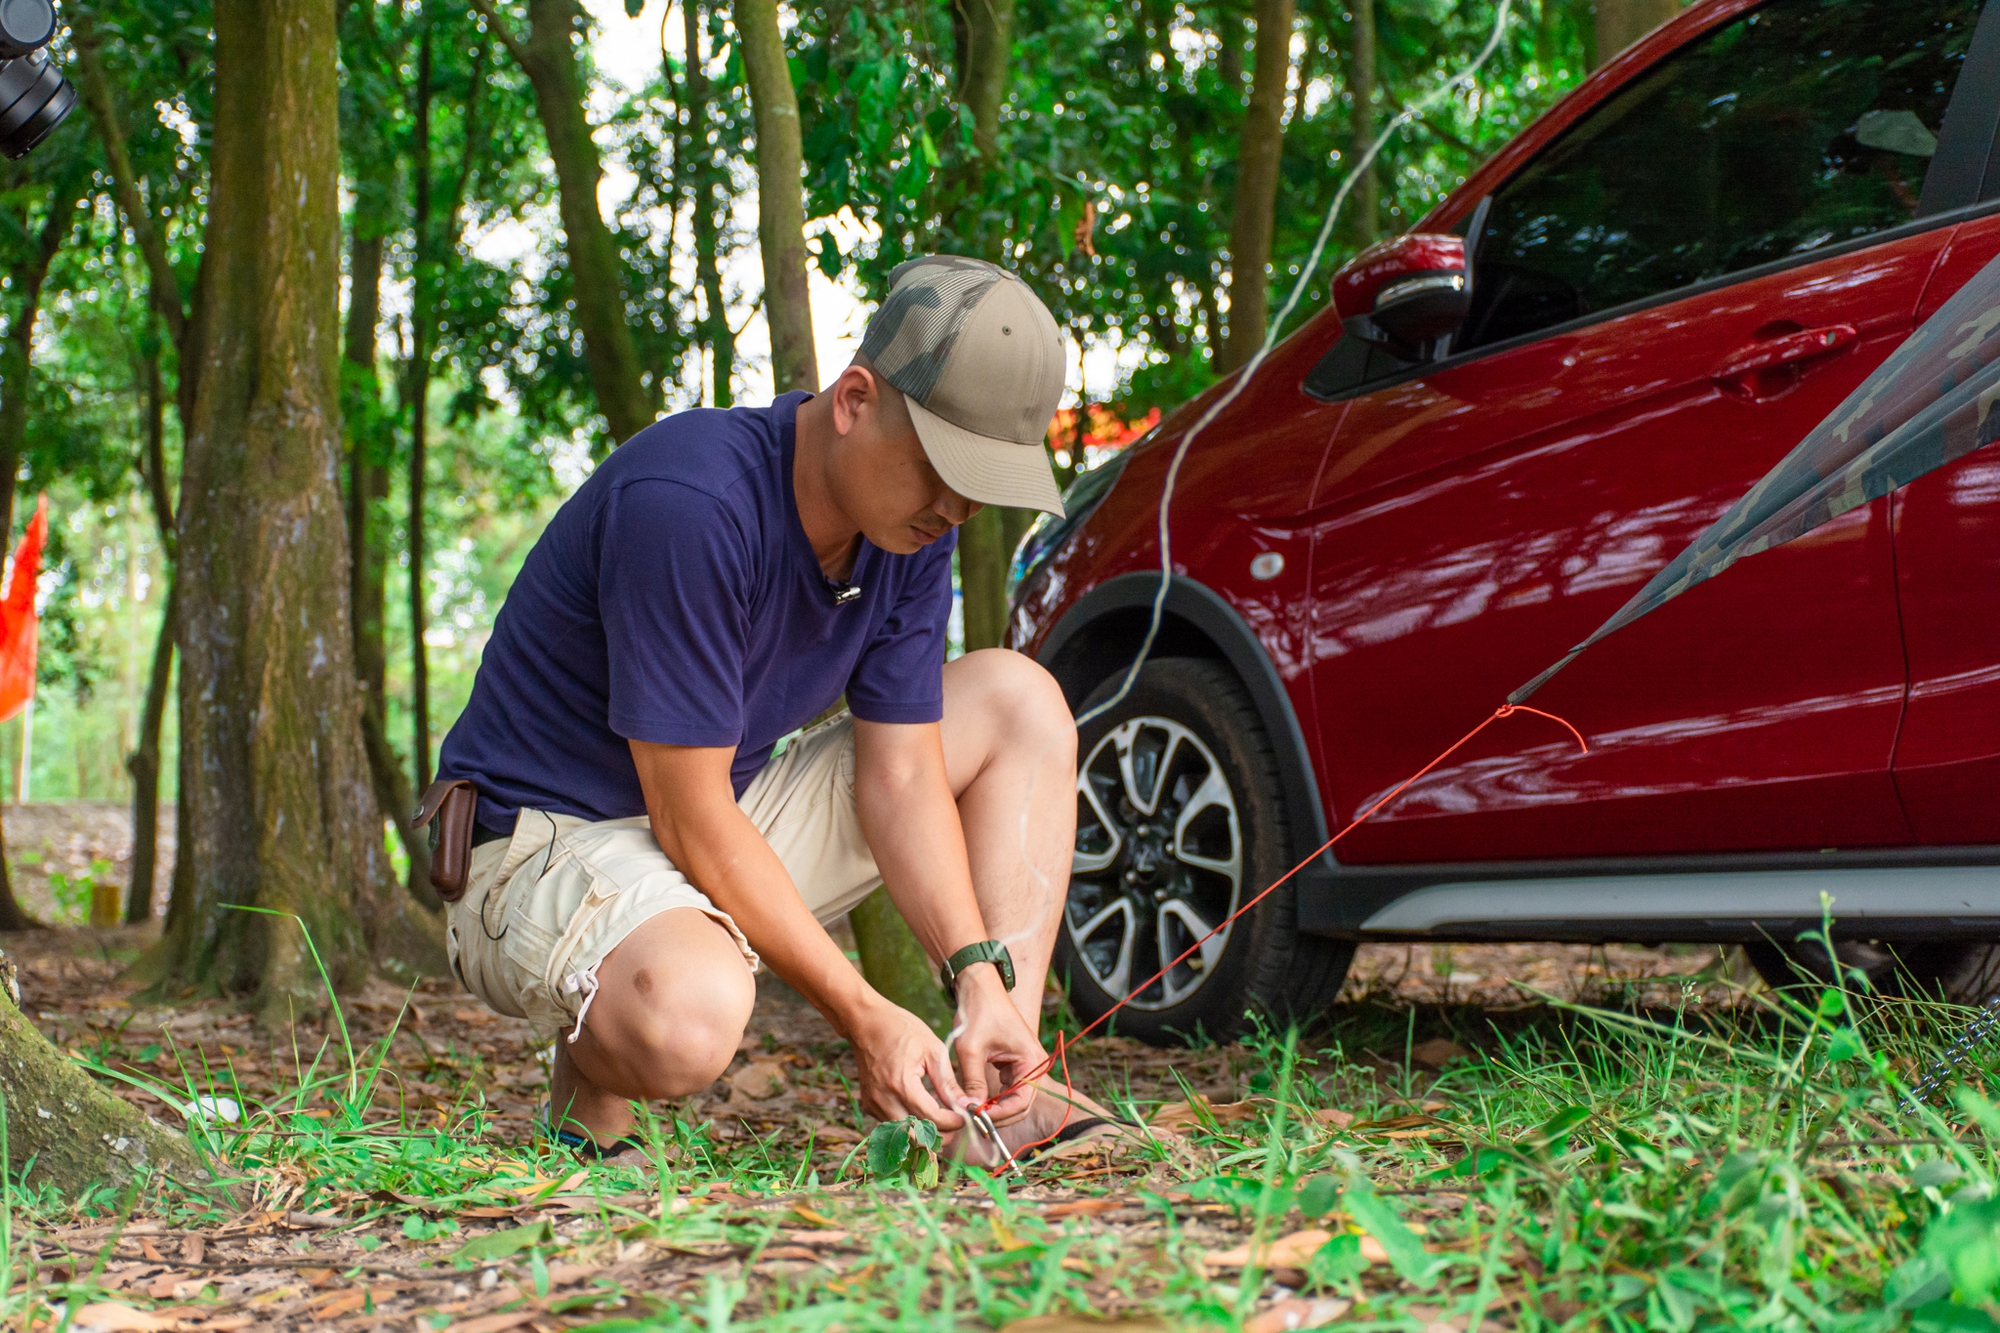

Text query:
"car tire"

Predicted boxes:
[[1744, 939, 2000, 1004], [1053, 657, 1354, 1046]]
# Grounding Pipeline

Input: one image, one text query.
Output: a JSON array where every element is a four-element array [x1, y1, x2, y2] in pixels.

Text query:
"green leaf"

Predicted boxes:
[[450, 1220, 555, 1264], [813, 233, 842, 280], [623, 0, 644, 14], [892, 155, 928, 203], [1522, 1104, 1591, 1151], [1817, 988, 1847, 1018], [1826, 1027, 1863, 1062], [1341, 1177, 1453, 1288], [1305, 1232, 1367, 1287], [1911, 1301, 2000, 1333], [919, 129, 941, 168], [1295, 1174, 1340, 1218], [866, 1121, 912, 1179]]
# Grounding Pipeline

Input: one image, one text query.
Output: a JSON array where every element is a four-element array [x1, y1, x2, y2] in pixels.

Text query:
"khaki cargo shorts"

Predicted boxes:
[[445, 712, 881, 1041]]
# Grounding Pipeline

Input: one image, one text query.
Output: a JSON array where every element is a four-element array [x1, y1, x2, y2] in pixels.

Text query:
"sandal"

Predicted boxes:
[[1011, 1114, 1143, 1164], [539, 1102, 647, 1161]]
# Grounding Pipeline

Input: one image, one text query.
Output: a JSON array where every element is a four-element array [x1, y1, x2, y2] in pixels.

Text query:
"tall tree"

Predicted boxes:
[[1588, 0, 1680, 68], [124, 314, 175, 923], [1220, 0, 1297, 373], [947, 0, 1020, 655], [1349, 0, 1379, 245], [738, 0, 819, 395], [470, 0, 656, 445], [73, 4, 208, 930], [336, 0, 434, 903], [681, 1, 734, 406], [163, 0, 440, 1014], [0, 161, 88, 931]]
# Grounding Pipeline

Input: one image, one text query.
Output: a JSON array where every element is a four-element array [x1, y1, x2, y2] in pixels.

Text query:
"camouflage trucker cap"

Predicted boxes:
[[860, 255, 1067, 517]]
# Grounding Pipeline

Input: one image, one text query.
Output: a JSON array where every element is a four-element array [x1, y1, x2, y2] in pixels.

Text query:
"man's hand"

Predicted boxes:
[[948, 967, 1043, 1125], [849, 994, 969, 1128]]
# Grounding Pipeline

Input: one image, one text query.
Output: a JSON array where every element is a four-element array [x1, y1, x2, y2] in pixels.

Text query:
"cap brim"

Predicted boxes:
[[908, 396, 1066, 518]]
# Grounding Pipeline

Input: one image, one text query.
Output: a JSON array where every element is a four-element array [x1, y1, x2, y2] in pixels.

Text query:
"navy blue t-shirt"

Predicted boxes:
[[437, 392, 956, 830]]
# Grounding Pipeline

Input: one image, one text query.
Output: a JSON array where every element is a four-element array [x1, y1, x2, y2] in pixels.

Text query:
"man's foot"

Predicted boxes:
[[944, 1079, 1140, 1169]]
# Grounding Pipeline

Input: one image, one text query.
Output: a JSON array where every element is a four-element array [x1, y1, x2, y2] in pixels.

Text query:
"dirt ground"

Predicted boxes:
[[3, 801, 176, 923], [4, 805, 1758, 1331]]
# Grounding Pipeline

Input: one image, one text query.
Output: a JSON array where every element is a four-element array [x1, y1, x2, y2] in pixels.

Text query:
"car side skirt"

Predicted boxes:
[[1354, 866, 2000, 944]]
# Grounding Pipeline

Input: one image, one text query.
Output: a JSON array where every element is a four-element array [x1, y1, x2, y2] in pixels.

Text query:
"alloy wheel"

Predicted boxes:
[[1067, 716, 1245, 1010]]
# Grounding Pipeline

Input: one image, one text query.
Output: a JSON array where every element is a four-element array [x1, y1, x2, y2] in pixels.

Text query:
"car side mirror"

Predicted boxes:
[[1331, 232, 1469, 356]]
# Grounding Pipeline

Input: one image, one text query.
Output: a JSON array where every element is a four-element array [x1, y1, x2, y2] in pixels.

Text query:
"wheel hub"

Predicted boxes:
[[1066, 717, 1244, 1011]]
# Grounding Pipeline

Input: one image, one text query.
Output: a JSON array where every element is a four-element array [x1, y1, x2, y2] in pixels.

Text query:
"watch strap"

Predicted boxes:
[[940, 939, 1016, 1000]]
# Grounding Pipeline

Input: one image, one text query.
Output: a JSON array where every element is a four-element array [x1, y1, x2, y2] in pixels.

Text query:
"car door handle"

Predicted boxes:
[[1712, 324, 1858, 395]]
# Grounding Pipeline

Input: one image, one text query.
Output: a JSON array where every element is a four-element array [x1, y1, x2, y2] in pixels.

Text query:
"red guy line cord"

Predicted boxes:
[[979, 702, 1588, 1169]]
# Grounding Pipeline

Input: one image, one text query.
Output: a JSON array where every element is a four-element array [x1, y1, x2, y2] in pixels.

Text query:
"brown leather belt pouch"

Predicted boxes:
[[414, 778, 478, 903]]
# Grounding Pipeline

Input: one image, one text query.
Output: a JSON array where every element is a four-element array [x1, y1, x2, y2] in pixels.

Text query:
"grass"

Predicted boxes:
[[10, 946, 2000, 1331]]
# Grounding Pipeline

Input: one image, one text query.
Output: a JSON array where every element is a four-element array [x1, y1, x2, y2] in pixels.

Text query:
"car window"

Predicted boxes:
[[1458, 0, 1983, 352]]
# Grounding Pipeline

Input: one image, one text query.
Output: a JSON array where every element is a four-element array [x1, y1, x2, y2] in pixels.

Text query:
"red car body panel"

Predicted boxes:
[[1011, 0, 2000, 888]]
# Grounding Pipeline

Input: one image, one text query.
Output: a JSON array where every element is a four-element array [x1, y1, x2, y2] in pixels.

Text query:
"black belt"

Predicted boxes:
[[471, 821, 511, 848]]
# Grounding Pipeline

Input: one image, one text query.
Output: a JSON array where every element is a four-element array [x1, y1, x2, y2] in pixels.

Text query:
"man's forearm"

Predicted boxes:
[[853, 726, 992, 973]]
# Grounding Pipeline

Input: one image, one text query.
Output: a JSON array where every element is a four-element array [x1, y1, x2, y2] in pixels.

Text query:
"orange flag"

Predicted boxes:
[[0, 495, 48, 724]]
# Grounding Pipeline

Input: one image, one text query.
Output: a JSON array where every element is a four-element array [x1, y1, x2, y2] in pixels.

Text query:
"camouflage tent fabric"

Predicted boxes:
[[1513, 250, 2000, 703]]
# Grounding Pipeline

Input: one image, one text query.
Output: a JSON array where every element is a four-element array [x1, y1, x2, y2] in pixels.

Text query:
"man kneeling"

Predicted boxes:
[[431, 256, 1118, 1162]]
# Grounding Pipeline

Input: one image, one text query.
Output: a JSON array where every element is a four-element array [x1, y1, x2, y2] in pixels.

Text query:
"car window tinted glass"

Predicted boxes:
[[1459, 0, 1981, 352]]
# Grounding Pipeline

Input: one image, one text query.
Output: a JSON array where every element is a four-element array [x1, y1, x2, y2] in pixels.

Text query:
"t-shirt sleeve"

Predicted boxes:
[[845, 529, 956, 725], [598, 478, 753, 748]]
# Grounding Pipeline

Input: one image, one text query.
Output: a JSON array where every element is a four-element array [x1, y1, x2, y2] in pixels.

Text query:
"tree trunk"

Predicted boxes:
[[0, 967, 207, 1194], [737, 0, 819, 395], [407, 28, 436, 796], [1589, 0, 1679, 68], [162, 0, 442, 1017], [0, 171, 84, 932], [682, 1, 734, 407], [471, 0, 653, 446], [343, 83, 433, 905], [848, 888, 952, 1035], [125, 579, 174, 923], [947, 0, 1022, 662], [125, 316, 177, 925], [1219, 0, 1295, 374], [1348, 0, 1378, 246]]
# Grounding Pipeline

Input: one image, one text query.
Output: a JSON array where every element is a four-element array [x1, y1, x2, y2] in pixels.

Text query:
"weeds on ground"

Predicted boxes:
[[8, 937, 2000, 1330]]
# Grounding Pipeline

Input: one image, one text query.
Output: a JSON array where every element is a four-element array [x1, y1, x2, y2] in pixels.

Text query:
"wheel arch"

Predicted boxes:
[[1034, 573, 1334, 875]]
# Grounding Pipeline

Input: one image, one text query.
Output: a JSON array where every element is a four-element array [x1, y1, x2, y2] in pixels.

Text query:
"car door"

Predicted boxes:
[[1305, 0, 1989, 864], [1889, 203, 2000, 843]]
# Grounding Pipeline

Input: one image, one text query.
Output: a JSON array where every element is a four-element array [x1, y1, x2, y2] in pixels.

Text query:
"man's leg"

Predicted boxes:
[[550, 906, 757, 1147], [939, 649, 1120, 1150]]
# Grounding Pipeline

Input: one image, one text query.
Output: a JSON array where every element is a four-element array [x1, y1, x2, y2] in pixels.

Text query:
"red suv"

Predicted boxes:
[[1009, 0, 2000, 1043]]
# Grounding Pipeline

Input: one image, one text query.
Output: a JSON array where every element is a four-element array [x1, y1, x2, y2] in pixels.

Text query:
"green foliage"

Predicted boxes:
[[864, 1115, 941, 1186]]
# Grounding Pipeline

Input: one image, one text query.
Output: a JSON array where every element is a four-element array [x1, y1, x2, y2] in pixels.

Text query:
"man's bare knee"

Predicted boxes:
[[628, 961, 754, 1098], [956, 649, 1076, 753]]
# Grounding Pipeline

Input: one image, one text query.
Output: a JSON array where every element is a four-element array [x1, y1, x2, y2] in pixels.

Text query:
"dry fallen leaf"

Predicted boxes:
[[732, 1059, 788, 1100], [69, 1305, 174, 1333], [1410, 1038, 1473, 1068], [1042, 1197, 1122, 1219], [1203, 1228, 1333, 1271], [1149, 1096, 1272, 1131], [1313, 1108, 1354, 1129], [1245, 1297, 1353, 1333], [1001, 1318, 1175, 1333], [808, 1123, 863, 1145]]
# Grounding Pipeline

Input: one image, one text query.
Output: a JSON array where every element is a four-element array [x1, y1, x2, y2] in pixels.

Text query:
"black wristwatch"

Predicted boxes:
[[939, 939, 1015, 1002]]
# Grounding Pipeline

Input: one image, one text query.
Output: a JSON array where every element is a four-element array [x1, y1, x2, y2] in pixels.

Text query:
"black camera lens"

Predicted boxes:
[[0, 0, 54, 61], [0, 52, 73, 160]]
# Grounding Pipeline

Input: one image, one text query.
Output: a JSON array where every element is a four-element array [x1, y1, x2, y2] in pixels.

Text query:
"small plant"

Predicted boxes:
[[46, 858, 116, 926], [865, 1116, 941, 1187]]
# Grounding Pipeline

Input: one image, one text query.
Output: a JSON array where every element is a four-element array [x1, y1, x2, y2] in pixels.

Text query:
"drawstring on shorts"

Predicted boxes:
[[562, 962, 602, 1045]]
